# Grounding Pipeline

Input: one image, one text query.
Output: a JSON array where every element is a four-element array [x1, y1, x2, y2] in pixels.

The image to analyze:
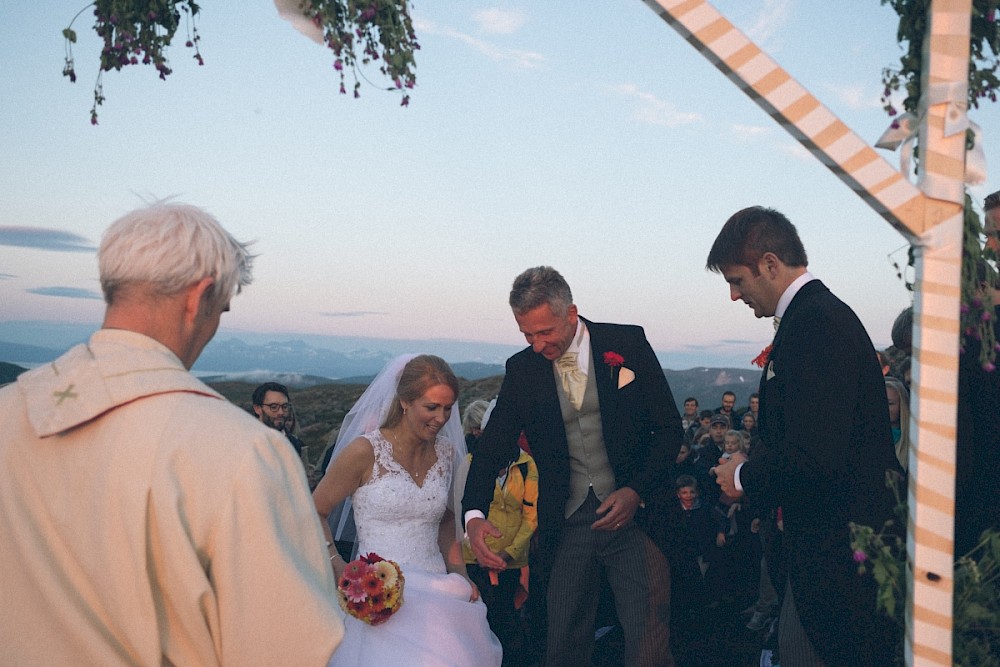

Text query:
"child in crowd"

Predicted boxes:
[[657, 475, 717, 662], [705, 432, 759, 611], [715, 431, 747, 546], [671, 442, 711, 501]]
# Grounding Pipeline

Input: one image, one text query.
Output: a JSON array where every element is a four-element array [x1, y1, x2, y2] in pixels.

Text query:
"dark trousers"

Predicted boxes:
[[778, 580, 825, 667], [545, 490, 673, 667], [468, 564, 527, 666]]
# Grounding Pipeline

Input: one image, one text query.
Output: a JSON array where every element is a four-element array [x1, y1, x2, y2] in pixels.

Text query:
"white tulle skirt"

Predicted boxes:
[[328, 569, 502, 666]]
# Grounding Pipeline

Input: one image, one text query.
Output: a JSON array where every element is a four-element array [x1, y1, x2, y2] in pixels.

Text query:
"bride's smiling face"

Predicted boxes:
[[401, 383, 456, 442]]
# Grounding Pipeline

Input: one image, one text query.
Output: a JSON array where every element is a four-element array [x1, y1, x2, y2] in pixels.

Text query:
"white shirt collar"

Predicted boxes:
[[562, 318, 591, 375], [775, 271, 815, 319]]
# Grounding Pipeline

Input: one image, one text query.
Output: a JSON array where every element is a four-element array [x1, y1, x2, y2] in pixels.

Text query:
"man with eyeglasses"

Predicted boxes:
[[252, 382, 304, 456]]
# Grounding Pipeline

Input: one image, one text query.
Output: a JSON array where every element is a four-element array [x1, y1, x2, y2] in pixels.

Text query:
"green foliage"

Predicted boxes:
[[880, 3, 999, 371], [960, 194, 1000, 371], [850, 471, 1000, 666], [304, 0, 418, 105], [879, 0, 1000, 117], [62, 1, 418, 123], [63, 1, 203, 124]]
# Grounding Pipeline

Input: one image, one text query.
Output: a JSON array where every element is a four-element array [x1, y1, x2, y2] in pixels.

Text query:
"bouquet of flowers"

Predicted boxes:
[[336, 552, 405, 625]]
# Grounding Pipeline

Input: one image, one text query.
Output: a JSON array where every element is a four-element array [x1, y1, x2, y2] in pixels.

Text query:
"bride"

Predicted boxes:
[[313, 354, 502, 666]]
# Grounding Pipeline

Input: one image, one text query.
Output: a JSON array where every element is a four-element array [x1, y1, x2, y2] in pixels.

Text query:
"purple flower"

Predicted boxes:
[[334, 59, 343, 71], [853, 549, 868, 563], [987, 9, 996, 22], [983, 310, 993, 322], [983, 362, 996, 372], [961, 303, 971, 314]]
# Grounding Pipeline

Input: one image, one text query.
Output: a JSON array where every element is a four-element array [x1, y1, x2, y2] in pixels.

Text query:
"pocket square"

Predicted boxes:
[[766, 361, 776, 381], [618, 367, 635, 389]]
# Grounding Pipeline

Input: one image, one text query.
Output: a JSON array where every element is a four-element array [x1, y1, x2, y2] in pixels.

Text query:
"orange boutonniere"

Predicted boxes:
[[752, 344, 773, 368], [603, 351, 625, 377]]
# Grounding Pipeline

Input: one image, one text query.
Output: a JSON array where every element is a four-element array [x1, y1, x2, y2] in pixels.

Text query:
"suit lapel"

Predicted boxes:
[[583, 318, 617, 414]]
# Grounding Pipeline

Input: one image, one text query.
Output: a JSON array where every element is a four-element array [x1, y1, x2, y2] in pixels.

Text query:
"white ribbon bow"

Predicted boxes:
[[875, 81, 987, 196]]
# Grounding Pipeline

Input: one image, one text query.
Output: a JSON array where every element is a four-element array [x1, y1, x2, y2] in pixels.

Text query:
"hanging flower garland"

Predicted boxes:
[[62, 0, 418, 123], [881, 0, 1000, 371], [63, 1, 203, 125], [303, 0, 418, 106], [880, 0, 1000, 118]]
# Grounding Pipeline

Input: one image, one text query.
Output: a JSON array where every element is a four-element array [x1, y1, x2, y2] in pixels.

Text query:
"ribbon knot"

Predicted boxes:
[[875, 81, 987, 196], [556, 352, 586, 410]]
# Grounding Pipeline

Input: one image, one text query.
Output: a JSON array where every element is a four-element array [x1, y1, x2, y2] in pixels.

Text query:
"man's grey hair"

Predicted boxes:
[[98, 201, 255, 310], [509, 266, 573, 316]]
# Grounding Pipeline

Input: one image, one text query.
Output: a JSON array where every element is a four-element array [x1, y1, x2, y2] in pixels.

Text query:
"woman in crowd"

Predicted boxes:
[[313, 354, 502, 666], [885, 375, 911, 470], [462, 399, 538, 666]]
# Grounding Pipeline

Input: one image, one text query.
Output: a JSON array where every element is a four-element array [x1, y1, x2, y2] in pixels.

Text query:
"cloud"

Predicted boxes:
[[780, 141, 812, 160], [417, 18, 543, 69], [0, 226, 96, 252], [614, 84, 702, 128], [731, 123, 771, 141], [28, 286, 103, 300], [0, 273, 14, 279], [320, 311, 387, 318], [743, 0, 793, 47], [822, 83, 882, 111], [472, 8, 526, 34]]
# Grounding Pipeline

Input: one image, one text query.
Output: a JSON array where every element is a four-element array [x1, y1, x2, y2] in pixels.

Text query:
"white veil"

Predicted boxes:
[[325, 354, 469, 554]]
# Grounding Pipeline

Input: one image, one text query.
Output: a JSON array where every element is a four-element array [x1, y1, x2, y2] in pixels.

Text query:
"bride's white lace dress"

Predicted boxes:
[[329, 429, 502, 666]]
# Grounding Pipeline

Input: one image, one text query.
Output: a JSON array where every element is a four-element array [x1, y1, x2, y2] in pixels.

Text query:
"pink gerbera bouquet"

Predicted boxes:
[[336, 552, 405, 625]]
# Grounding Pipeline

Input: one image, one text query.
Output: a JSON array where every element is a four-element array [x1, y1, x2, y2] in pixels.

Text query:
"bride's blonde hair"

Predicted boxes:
[[381, 355, 459, 429]]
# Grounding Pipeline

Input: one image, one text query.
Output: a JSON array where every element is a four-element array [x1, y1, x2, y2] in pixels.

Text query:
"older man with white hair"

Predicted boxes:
[[0, 202, 343, 665]]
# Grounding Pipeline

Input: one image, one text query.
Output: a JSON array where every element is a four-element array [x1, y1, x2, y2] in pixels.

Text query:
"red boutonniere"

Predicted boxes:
[[752, 344, 773, 368], [603, 351, 625, 377]]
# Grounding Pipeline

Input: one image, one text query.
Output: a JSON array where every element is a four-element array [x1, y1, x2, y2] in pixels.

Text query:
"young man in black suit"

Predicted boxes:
[[463, 266, 684, 667], [707, 207, 900, 667]]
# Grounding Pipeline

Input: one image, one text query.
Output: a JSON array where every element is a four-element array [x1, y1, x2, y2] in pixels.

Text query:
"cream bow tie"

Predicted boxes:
[[555, 352, 586, 410]]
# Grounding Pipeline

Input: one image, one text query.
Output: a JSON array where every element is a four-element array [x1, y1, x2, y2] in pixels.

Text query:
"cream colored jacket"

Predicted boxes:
[[0, 329, 343, 665]]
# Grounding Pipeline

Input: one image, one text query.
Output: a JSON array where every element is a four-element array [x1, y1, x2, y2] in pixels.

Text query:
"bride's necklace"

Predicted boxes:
[[384, 428, 428, 481]]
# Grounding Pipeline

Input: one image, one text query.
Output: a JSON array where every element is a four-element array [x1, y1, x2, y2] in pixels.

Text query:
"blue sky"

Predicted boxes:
[[1, 1, 998, 369]]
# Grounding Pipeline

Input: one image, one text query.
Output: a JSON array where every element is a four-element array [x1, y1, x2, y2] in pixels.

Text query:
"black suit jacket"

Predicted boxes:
[[462, 318, 684, 574], [742, 279, 900, 666]]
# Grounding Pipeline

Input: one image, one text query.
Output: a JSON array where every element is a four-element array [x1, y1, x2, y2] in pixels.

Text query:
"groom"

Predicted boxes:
[[708, 207, 900, 666], [464, 266, 683, 667]]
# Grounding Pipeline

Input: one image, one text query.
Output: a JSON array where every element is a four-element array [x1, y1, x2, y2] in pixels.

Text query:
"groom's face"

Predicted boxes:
[[514, 302, 578, 361], [721, 261, 778, 319]]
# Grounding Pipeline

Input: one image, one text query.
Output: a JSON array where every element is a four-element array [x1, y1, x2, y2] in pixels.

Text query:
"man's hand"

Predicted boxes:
[[592, 486, 641, 531], [714, 451, 747, 498], [466, 517, 506, 570]]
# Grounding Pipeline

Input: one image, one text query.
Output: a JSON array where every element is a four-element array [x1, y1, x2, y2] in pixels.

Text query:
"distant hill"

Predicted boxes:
[[663, 367, 762, 410], [204, 366, 757, 477], [0, 337, 508, 382], [1, 362, 28, 385], [208, 374, 505, 476]]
